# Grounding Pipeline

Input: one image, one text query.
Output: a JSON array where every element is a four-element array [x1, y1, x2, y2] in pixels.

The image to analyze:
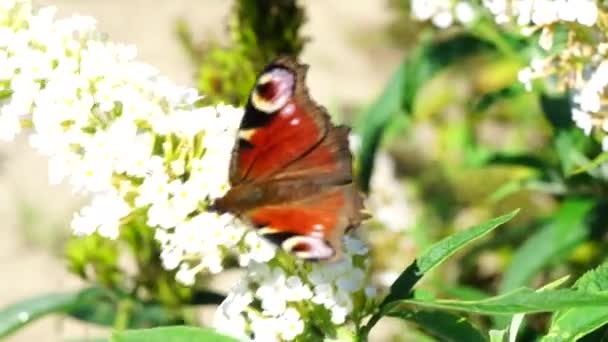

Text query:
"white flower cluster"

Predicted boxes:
[[505, 1, 608, 147], [411, 0, 477, 28], [483, 0, 598, 26], [0, 0, 279, 280], [2, 4, 380, 338], [410, 0, 598, 29], [411, 1, 608, 151], [214, 236, 376, 342]]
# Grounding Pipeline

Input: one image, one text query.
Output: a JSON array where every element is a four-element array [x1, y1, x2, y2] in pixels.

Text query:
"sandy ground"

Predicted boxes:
[[1, 1, 401, 341]]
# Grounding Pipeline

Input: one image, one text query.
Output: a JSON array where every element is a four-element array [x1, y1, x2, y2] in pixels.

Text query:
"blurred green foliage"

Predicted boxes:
[[177, 0, 306, 106]]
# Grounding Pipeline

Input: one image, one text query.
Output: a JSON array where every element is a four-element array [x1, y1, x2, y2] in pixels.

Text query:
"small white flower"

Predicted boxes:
[[455, 2, 475, 23], [432, 11, 454, 29], [175, 264, 197, 286], [70, 192, 130, 239], [147, 200, 185, 229], [284, 276, 313, 301], [572, 109, 594, 135], [278, 308, 305, 340], [344, 235, 368, 255], [239, 232, 276, 266], [312, 283, 335, 306], [330, 305, 348, 324], [576, 0, 598, 26], [336, 268, 366, 293], [250, 317, 280, 342], [136, 172, 171, 207]]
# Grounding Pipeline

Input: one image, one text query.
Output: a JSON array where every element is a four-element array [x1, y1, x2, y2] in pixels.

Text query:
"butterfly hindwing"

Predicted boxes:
[[249, 184, 363, 260]]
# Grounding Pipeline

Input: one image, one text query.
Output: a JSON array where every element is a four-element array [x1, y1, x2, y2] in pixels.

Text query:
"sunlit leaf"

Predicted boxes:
[[508, 276, 570, 342], [541, 263, 608, 341], [383, 209, 518, 305], [111, 326, 238, 342], [388, 288, 608, 315]]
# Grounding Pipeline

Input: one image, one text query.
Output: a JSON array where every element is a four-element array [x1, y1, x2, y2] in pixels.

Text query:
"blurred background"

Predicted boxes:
[[4, 1, 402, 340]]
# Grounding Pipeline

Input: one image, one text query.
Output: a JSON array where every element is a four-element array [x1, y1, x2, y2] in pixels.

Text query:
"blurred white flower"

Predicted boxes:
[[368, 152, 417, 232], [71, 191, 130, 239], [411, 0, 478, 28]]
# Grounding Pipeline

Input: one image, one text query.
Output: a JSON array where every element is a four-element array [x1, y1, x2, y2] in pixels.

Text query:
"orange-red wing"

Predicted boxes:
[[234, 97, 327, 183], [272, 126, 352, 183], [245, 184, 363, 260]]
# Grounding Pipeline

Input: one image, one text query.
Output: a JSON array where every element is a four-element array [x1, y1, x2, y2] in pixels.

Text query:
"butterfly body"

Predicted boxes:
[[214, 57, 366, 260]]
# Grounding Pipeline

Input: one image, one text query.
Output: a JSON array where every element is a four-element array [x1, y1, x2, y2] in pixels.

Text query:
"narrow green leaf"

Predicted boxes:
[[111, 326, 238, 342], [356, 61, 406, 193], [0, 292, 79, 338], [68, 299, 181, 329], [67, 287, 184, 328], [570, 151, 608, 175], [500, 199, 593, 293], [359, 211, 518, 338], [383, 209, 519, 306], [389, 288, 608, 315], [388, 310, 487, 342], [508, 275, 571, 342], [542, 263, 608, 342], [473, 83, 527, 112], [417, 209, 519, 274]]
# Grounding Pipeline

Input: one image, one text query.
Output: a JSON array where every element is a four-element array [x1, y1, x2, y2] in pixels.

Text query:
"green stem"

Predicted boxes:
[[114, 298, 134, 330]]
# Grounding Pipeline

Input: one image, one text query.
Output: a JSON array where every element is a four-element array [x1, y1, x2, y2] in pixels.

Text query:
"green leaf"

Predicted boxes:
[[383, 209, 519, 305], [388, 310, 487, 342], [68, 298, 181, 329], [542, 263, 608, 342], [358, 210, 518, 338], [473, 83, 527, 112], [508, 275, 571, 342], [540, 93, 573, 131], [416, 209, 518, 274], [570, 151, 608, 176], [500, 199, 593, 293], [0, 287, 109, 338], [388, 288, 608, 315], [355, 61, 406, 193], [0, 292, 79, 338], [111, 326, 238, 342], [67, 287, 183, 328]]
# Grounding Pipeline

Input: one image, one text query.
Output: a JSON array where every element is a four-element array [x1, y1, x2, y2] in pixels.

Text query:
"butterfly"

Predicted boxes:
[[213, 56, 367, 261]]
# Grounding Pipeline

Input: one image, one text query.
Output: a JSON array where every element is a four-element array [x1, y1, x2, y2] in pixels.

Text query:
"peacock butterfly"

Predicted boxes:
[[213, 56, 367, 261]]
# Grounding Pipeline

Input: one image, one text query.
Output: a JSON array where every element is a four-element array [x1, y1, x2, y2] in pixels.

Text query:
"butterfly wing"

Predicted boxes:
[[217, 56, 366, 260], [229, 57, 331, 184], [249, 184, 364, 260]]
